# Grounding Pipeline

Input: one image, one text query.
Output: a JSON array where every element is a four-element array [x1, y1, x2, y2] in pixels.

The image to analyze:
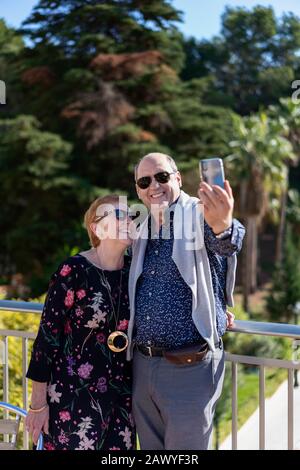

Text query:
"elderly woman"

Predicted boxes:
[[25, 195, 136, 450]]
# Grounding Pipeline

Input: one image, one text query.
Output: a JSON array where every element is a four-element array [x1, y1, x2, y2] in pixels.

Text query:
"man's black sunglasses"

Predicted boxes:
[[136, 171, 177, 190], [95, 208, 139, 222]]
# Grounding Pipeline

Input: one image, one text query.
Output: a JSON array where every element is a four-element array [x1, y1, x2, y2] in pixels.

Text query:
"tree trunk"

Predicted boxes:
[[242, 215, 258, 311], [275, 168, 289, 266], [250, 217, 258, 292]]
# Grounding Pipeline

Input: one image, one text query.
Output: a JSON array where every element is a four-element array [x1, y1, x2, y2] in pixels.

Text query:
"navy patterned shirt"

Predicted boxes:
[[134, 202, 244, 349]]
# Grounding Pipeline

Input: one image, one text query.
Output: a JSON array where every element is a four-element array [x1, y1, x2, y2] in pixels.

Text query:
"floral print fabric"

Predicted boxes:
[[27, 254, 135, 450]]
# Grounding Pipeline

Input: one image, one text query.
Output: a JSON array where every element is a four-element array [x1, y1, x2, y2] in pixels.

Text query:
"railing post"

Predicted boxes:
[[2, 300, 300, 451], [231, 361, 238, 450], [22, 337, 29, 450], [288, 369, 294, 450], [259, 365, 265, 450], [3, 336, 9, 442]]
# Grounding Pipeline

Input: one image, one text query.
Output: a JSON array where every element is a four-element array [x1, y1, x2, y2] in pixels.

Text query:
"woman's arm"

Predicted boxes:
[[25, 258, 82, 444], [25, 381, 49, 445], [30, 380, 48, 409], [26, 258, 80, 383]]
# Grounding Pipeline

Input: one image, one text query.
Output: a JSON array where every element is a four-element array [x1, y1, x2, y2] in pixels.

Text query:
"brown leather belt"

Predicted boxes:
[[136, 343, 209, 365]]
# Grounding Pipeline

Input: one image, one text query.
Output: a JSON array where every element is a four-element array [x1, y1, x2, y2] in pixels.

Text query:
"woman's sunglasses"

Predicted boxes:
[[136, 171, 177, 190], [95, 208, 139, 223]]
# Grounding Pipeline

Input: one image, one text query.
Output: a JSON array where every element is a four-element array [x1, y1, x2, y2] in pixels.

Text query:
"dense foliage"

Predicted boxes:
[[0, 2, 300, 309]]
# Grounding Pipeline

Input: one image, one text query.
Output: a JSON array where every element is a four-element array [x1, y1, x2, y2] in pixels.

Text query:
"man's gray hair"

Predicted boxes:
[[134, 153, 178, 181]]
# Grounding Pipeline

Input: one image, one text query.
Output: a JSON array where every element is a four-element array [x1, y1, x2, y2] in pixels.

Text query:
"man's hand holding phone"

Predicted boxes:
[[198, 158, 234, 235], [198, 180, 234, 234]]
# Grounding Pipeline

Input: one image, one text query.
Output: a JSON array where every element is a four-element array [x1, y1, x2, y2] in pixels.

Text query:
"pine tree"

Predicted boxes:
[[22, 0, 184, 66], [19, 0, 232, 194], [0, 20, 24, 117], [1, 1, 235, 289], [0, 115, 97, 294]]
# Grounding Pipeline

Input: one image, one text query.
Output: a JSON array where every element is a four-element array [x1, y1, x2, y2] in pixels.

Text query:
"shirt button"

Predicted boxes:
[[149, 292, 152, 296], [146, 316, 150, 320], [147, 340, 151, 345], [155, 250, 158, 255], [151, 270, 155, 275]]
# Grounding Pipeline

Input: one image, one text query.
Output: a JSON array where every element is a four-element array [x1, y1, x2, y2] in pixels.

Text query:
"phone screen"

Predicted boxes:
[[199, 158, 225, 189]]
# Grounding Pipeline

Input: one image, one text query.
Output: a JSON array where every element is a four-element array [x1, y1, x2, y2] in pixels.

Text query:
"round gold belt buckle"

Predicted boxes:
[[107, 331, 129, 353]]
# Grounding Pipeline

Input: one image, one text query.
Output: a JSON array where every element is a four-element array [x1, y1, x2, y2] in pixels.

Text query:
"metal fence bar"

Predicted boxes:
[[1, 300, 300, 337], [2, 336, 9, 403], [231, 362, 238, 450], [2, 300, 300, 451], [228, 320, 300, 340], [226, 352, 300, 370], [259, 365, 265, 450], [0, 300, 43, 314], [0, 303, 37, 450], [0, 329, 36, 340], [22, 337, 29, 450], [2, 336, 9, 442], [287, 369, 294, 450]]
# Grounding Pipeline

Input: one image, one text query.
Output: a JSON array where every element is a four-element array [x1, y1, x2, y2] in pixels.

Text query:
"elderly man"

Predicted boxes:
[[127, 152, 245, 450]]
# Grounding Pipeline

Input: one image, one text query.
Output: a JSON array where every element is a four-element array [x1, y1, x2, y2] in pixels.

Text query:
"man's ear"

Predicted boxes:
[[177, 171, 182, 188]]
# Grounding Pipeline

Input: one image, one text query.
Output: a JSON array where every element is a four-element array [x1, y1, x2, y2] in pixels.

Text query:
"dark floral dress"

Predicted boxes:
[[26, 254, 135, 450]]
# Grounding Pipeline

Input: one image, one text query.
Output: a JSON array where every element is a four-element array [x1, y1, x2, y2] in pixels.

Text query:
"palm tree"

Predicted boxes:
[[226, 112, 296, 311], [268, 99, 300, 265]]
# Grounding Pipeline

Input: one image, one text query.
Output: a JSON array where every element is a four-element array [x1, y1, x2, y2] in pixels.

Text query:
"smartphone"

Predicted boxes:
[[199, 158, 225, 189]]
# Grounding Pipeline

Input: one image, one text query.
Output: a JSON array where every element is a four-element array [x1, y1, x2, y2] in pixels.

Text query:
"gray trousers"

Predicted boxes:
[[132, 344, 225, 450]]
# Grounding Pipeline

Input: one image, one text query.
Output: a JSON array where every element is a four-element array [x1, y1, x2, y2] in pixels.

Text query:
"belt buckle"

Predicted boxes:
[[147, 346, 152, 357]]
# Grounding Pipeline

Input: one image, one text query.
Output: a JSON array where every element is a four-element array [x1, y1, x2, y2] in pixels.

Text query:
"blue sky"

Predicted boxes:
[[1, 0, 300, 40]]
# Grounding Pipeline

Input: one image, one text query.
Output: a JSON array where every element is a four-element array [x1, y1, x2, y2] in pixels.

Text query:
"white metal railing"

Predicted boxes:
[[0, 300, 42, 449], [1, 300, 300, 450], [226, 320, 300, 450]]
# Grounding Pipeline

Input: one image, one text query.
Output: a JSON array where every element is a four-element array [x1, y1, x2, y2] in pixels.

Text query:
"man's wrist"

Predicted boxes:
[[212, 222, 232, 235]]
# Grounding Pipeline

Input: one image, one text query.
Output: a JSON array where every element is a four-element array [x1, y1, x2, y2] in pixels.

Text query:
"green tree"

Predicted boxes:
[[0, 1, 239, 291], [0, 20, 24, 116], [0, 115, 97, 295], [227, 112, 296, 311], [286, 189, 300, 233], [268, 98, 300, 264], [22, 0, 184, 68], [19, 0, 233, 195], [266, 224, 300, 323], [181, 6, 300, 114]]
